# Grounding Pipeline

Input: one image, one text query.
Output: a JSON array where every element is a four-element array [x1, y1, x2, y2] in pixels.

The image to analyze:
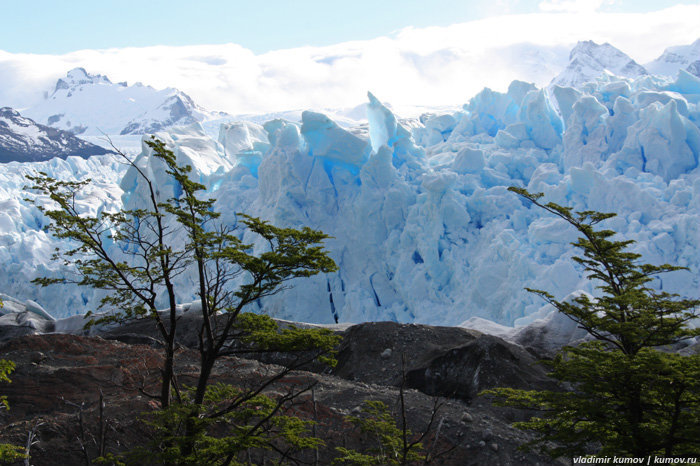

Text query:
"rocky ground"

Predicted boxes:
[[0, 312, 567, 465]]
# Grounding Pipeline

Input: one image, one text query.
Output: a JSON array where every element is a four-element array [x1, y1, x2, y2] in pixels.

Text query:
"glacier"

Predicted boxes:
[[1, 66, 699, 327]]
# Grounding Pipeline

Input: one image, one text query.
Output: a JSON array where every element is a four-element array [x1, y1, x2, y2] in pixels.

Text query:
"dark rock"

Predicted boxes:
[[0, 107, 112, 163], [0, 324, 39, 344], [103, 333, 165, 347], [405, 334, 558, 403], [331, 322, 556, 403], [333, 321, 480, 386], [0, 333, 566, 465]]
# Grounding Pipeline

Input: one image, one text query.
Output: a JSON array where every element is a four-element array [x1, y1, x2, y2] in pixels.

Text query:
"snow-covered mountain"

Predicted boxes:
[[551, 40, 648, 88], [646, 39, 700, 78], [0, 107, 112, 163], [23, 68, 228, 137]]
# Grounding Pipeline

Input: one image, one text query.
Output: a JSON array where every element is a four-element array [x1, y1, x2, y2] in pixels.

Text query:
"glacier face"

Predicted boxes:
[[0, 154, 127, 314], [1, 66, 700, 326]]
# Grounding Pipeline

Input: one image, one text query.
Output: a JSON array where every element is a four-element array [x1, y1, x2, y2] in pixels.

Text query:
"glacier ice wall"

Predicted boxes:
[[0, 155, 127, 314], [2, 71, 700, 326]]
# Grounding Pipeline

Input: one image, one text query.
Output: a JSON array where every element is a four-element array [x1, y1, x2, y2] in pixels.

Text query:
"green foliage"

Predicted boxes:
[[117, 313, 340, 465], [26, 173, 171, 322], [235, 312, 340, 367], [0, 354, 26, 464], [506, 187, 700, 352], [333, 401, 427, 465], [28, 137, 339, 463], [489, 345, 700, 458], [483, 188, 700, 458], [27, 136, 336, 331], [105, 382, 321, 466], [0, 444, 25, 465], [0, 359, 14, 412], [230, 214, 338, 301]]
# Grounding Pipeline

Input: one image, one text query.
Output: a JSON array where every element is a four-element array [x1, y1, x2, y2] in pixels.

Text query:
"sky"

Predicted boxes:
[[0, 1, 699, 115], [1, 0, 697, 54]]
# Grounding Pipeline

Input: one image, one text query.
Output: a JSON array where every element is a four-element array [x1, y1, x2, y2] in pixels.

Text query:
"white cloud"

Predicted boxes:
[[538, 0, 613, 13], [0, 4, 698, 116]]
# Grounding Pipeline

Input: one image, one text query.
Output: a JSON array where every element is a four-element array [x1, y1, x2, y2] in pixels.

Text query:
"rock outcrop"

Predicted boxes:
[[0, 317, 566, 465]]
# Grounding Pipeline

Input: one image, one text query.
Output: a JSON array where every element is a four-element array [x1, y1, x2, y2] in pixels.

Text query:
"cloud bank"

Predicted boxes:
[[538, 0, 614, 13], [0, 4, 698, 116]]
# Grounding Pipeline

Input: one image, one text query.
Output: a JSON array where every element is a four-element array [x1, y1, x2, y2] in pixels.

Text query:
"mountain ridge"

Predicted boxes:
[[550, 40, 648, 88], [645, 38, 700, 78], [0, 106, 112, 163], [23, 67, 229, 137]]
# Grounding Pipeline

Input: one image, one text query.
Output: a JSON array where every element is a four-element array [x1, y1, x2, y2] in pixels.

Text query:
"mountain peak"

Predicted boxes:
[[551, 40, 647, 89], [569, 40, 602, 57], [26, 68, 226, 136], [53, 67, 112, 95], [0, 107, 21, 118], [66, 67, 89, 80], [645, 38, 700, 78]]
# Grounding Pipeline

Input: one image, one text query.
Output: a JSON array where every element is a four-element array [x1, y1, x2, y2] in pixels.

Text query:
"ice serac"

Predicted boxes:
[[516, 89, 563, 150], [122, 123, 232, 210], [551, 40, 648, 89], [451, 147, 485, 174], [550, 85, 582, 128], [663, 69, 700, 98], [562, 96, 609, 170], [301, 111, 370, 167], [453, 81, 545, 152], [0, 293, 54, 321], [607, 99, 699, 182], [458, 81, 536, 140], [366, 92, 424, 169], [218, 121, 270, 177], [413, 113, 459, 147]]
